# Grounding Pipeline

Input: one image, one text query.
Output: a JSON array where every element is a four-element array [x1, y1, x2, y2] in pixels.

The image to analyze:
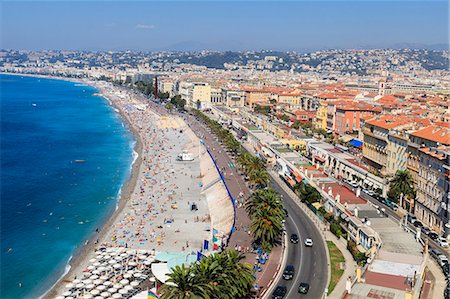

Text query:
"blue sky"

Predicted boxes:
[[1, 1, 448, 51]]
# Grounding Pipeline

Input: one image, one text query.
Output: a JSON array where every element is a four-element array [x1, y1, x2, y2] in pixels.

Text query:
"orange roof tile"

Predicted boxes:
[[411, 126, 450, 145]]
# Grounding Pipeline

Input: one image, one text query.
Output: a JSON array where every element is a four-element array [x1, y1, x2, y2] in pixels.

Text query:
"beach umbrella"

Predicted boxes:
[[88, 265, 95, 270], [118, 289, 128, 295], [89, 258, 97, 263], [93, 279, 103, 285], [106, 248, 113, 253], [123, 273, 132, 279], [66, 297, 74, 299], [133, 273, 141, 278], [93, 270, 101, 275], [124, 285, 133, 291], [119, 279, 129, 285], [90, 289, 100, 296], [96, 285, 106, 291], [63, 291, 72, 296], [93, 262, 101, 267], [91, 275, 99, 280], [76, 283, 85, 288], [86, 283, 96, 290], [83, 272, 92, 277], [120, 253, 127, 257], [128, 261, 137, 267], [108, 287, 118, 293], [100, 275, 108, 280], [108, 260, 116, 265], [113, 263, 121, 269], [130, 281, 139, 287], [100, 291, 111, 297], [144, 260, 152, 266], [65, 283, 75, 289], [98, 266, 107, 272], [82, 294, 94, 299], [84, 279, 93, 285], [112, 294, 121, 299], [94, 296, 103, 299], [103, 281, 112, 286]]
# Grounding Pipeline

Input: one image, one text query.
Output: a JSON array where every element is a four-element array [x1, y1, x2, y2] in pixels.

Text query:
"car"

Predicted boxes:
[[349, 181, 359, 188], [429, 232, 439, 241], [438, 254, 449, 268], [438, 237, 450, 248], [298, 282, 310, 294], [421, 227, 431, 236], [282, 265, 295, 280], [283, 208, 288, 217], [290, 234, 299, 244], [407, 213, 417, 224], [366, 190, 376, 197], [305, 238, 313, 247], [430, 249, 443, 259], [272, 285, 287, 299], [413, 221, 424, 228]]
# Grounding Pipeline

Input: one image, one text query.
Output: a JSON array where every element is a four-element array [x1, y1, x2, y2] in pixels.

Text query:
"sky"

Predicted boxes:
[[1, 1, 448, 51]]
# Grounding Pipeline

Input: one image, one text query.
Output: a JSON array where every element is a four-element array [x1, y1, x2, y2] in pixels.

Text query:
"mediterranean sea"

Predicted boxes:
[[0, 74, 134, 299]]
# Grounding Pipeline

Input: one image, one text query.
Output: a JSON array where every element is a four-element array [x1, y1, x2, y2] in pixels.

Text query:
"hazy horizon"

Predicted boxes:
[[1, 1, 448, 52]]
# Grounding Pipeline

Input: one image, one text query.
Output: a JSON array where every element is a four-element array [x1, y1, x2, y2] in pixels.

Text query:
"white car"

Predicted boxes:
[[437, 237, 449, 248], [304, 238, 313, 247]]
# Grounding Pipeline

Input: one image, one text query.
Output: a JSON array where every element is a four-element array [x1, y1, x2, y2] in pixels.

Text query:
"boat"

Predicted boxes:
[[75, 160, 86, 163], [32, 103, 37, 107], [176, 151, 194, 161]]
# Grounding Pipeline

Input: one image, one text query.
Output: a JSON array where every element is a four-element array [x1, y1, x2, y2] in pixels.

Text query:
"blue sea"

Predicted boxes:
[[0, 74, 134, 299]]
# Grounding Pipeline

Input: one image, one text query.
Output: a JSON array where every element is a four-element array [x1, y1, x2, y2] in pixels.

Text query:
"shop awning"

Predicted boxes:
[[349, 139, 363, 148]]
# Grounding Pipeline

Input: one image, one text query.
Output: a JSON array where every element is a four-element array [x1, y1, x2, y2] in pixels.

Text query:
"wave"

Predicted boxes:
[[38, 255, 73, 299]]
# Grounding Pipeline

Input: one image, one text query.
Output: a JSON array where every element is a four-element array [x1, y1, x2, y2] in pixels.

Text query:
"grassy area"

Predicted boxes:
[[327, 241, 345, 294]]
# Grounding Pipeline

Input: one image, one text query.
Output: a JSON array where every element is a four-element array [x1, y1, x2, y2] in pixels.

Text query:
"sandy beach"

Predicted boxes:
[[42, 79, 234, 298]]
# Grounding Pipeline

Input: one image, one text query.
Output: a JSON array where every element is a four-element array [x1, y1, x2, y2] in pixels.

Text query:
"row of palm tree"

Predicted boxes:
[[159, 250, 255, 299], [192, 109, 284, 251], [245, 188, 285, 251]]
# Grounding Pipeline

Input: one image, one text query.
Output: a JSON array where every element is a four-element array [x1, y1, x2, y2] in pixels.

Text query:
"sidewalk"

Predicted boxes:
[[325, 232, 357, 299], [423, 258, 446, 299]]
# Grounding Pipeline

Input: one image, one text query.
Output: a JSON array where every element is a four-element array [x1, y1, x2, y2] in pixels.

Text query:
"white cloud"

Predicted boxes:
[[135, 24, 156, 30]]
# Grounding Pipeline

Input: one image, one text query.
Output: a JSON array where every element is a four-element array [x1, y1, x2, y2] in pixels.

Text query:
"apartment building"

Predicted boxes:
[[314, 100, 328, 130], [179, 82, 212, 109], [277, 93, 301, 109], [334, 104, 381, 136], [210, 87, 224, 105], [408, 126, 450, 234], [243, 89, 272, 108], [361, 115, 413, 176], [157, 78, 174, 97]]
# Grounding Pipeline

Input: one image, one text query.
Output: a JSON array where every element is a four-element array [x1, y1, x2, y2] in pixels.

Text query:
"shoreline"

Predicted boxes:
[[5, 74, 148, 299]]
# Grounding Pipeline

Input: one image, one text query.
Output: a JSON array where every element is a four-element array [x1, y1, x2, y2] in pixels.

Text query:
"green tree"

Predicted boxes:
[[160, 264, 212, 299], [387, 170, 416, 203], [249, 168, 270, 189], [294, 181, 322, 204], [165, 103, 174, 112]]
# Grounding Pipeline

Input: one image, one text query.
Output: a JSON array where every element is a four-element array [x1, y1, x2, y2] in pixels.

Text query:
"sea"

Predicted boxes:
[[0, 74, 135, 299]]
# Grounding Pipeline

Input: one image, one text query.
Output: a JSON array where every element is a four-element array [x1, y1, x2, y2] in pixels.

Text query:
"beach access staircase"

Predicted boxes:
[[201, 177, 222, 193]]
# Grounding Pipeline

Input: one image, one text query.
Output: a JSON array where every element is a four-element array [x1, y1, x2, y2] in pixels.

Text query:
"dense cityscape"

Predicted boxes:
[[1, 45, 448, 298]]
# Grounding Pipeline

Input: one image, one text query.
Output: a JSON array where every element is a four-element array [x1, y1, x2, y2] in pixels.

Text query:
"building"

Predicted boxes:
[[334, 104, 381, 136], [157, 78, 174, 97], [408, 126, 450, 234], [314, 100, 328, 130], [225, 90, 245, 110], [210, 87, 224, 105], [361, 115, 415, 176]]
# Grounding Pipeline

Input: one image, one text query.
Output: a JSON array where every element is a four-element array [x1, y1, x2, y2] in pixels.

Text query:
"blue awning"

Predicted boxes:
[[349, 139, 363, 147]]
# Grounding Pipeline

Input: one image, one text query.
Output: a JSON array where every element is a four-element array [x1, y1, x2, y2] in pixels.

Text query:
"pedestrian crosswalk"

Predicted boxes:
[[228, 161, 236, 169]]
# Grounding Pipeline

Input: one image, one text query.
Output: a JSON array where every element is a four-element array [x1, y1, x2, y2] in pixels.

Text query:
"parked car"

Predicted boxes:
[[407, 213, 417, 224], [414, 221, 424, 228], [430, 249, 443, 259], [283, 209, 288, 217], [438, 237, 450, 248], [421, 227, 431, 236], [272, 285, 287, 299], [438, 254, 449, 268], [298, 282, 310, 294], [290, 234, 299, 244], [366, 190, 375, 197], [304, 238, 313, 247], [429, 232, 439, 241], [349, 181, 359, 188], [282, 265, 295, 280]]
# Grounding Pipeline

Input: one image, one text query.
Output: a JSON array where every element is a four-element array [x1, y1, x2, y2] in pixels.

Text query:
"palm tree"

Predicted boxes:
[[249, 168, 270, 188], [159, 264, 212, 299], [294, 181, 321, 204], [246, 188, 283, 217], [250, 208, 284, 250], [388, 170, 415, 203]]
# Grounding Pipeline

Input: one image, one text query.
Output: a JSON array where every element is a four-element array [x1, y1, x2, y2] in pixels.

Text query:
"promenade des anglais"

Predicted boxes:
[[1, 1, 449, 299]]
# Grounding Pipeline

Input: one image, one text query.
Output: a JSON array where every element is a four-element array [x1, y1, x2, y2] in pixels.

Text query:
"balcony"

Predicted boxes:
[[362, 127, 388, 142]]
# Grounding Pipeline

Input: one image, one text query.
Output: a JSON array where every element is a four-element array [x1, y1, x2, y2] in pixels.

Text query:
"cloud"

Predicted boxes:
[[135, 24, 156, 30]]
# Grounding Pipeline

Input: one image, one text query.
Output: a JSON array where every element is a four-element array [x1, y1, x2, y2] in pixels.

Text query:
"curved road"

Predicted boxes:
[[269, 178, 329, 299], [139, 96, 329, 298]]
